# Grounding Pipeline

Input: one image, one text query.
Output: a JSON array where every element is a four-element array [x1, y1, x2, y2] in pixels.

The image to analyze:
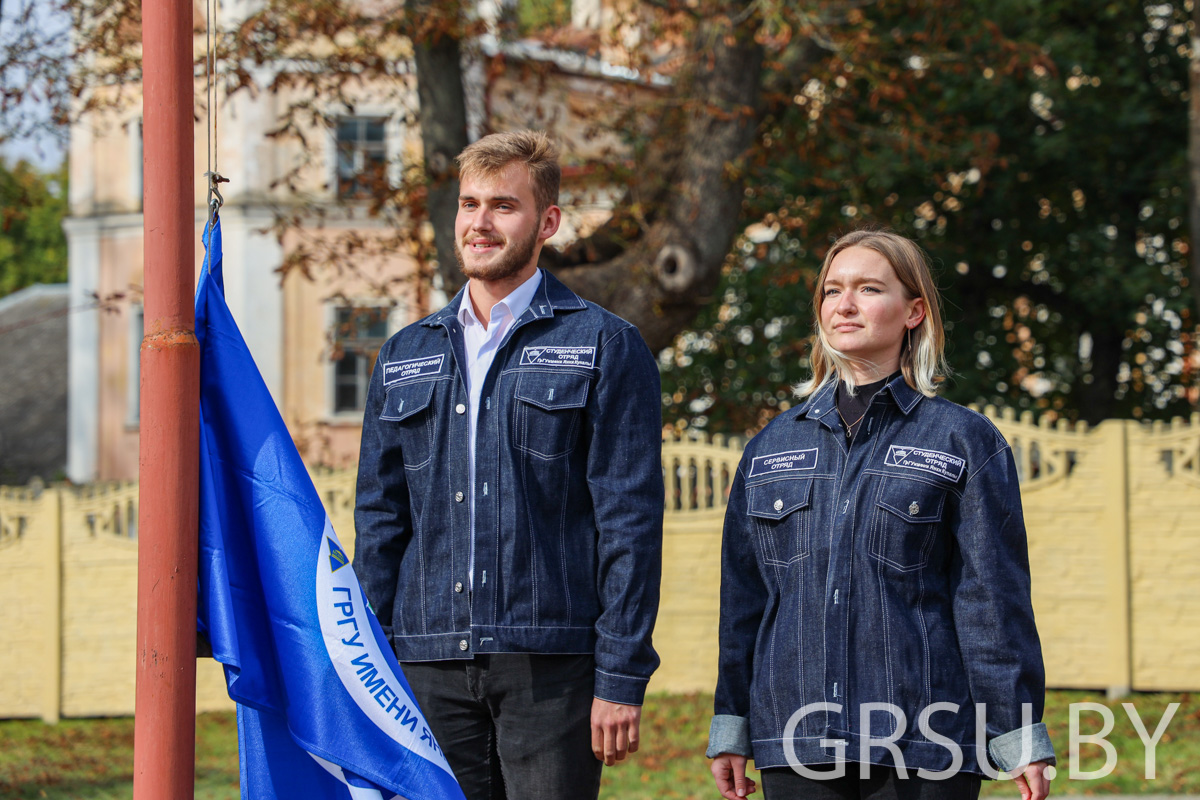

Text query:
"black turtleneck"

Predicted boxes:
[[834, 372, 900, 441]]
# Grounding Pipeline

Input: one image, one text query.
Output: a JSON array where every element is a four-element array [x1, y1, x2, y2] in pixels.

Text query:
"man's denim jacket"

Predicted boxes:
[[354, 270, 663, 706], [709, 376, 1056, 774]]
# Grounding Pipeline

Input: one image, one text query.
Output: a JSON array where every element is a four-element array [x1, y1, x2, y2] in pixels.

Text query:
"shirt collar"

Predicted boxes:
[[423, 268, 587, 329], [798, 372, 924, 419], [456, 269, 544, 331]]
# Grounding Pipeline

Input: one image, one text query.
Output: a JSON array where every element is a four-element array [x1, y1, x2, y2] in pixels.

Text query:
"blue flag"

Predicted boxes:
[[196, 216, 466, 800]]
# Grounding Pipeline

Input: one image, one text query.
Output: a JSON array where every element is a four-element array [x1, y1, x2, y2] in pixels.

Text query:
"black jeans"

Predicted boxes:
[[761, 763, 982, 800], [401, 654, 602, 800]]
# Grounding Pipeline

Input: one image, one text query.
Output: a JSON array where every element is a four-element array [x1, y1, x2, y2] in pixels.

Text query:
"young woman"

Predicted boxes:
[[708, 230, 1054, 800]]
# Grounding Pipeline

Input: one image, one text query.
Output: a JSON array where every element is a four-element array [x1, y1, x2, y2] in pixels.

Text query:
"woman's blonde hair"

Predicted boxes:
[[795, 229, 948, 398]]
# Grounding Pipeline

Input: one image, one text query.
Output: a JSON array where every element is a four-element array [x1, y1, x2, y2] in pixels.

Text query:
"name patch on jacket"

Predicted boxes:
[[884, 445, 966, 482], [382, 354, 445, 385], [747, 448, 818, 479], [520, 346, 596, 369]]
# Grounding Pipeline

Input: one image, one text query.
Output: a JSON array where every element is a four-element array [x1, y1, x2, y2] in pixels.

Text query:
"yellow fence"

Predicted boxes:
[[2, 411, 1198, 721]]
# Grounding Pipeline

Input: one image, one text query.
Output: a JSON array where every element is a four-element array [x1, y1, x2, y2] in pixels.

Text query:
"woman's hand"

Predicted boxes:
[[710, 753, 757, 799], [1014, 760, 1052, 800]]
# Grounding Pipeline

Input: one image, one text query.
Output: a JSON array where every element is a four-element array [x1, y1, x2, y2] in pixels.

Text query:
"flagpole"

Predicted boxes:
[[133, 0, 200, 796]]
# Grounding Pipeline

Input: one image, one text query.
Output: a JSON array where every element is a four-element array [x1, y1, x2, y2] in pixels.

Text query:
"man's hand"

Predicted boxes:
[[1013, 760, 1052, 800], [710, 753, 756, 799], [590, 698, 641, 765]]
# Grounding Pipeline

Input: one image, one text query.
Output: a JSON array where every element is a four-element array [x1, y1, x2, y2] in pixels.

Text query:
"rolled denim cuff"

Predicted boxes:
[[593, 668, 649, 706], [988, 722, 1057, 772], [707, 714, 752, 758]]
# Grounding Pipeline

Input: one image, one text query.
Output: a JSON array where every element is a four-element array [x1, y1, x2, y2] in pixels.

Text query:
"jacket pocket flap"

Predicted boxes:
[[380, 379, 436, 422], [876, 477, 946, 523], [514, 370, 591, 411], [747, 478, 812, 520]]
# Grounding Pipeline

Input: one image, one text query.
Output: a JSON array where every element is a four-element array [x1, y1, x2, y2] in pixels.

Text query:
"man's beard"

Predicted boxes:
[[454, 224, 540, 282]]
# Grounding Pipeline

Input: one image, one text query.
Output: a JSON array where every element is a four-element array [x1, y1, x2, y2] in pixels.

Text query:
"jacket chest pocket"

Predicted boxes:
[[870, 477, 948, 571], [379, 379, 437, 469], [746, 478, 812, 566], [512, 370, 591, 459]]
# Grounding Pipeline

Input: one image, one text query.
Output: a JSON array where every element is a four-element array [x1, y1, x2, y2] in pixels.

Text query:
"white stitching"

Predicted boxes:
[[559, 457, 571, 624]]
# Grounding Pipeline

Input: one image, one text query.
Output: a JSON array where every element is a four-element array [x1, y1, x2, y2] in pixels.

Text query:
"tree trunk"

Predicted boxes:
[[1080, 325, 1122, 424], [412, 0, 470, 297], [1189, 0, 1200, 322], [415, 1, 770, 352], [552, 6, 766, 351]]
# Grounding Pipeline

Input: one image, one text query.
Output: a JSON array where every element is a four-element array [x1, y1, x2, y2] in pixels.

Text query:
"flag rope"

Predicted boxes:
[[204, 0, 228, 229]]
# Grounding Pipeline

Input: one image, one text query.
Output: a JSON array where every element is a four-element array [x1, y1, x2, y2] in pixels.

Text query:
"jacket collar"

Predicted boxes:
[[797, 372, 924, 420], [422, 268, 587, 328]]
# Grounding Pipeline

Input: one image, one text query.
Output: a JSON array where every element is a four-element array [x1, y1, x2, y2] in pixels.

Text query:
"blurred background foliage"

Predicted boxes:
[[2, 0, 1197, 432], [660, 0, 1197, 433], [0, 158, 68, 297]]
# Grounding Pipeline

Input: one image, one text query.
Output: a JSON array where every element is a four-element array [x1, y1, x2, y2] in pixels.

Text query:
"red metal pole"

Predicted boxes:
[[133, 0, 199, 796]]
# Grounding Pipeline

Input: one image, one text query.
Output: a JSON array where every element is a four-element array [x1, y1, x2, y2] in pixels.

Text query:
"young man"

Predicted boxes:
[[354, 130, 664, 800]]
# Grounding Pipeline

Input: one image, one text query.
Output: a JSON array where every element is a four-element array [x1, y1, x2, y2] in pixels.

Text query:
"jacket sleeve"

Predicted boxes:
[[586, 325, 664, 705], [951, 441, 1056, 771], [708, 462, 764, 758], [352, 352, 412, 642]]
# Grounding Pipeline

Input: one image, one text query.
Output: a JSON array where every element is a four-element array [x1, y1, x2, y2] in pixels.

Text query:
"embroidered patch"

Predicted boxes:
[[747, 448, 819, 479], [884, 445, 966, 483], [382, 354, 445, 385], [520, 345, 596, 369]]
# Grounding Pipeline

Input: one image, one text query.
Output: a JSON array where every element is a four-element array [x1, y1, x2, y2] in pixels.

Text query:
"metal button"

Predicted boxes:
[[455, 491, 464, 503], [454, 581, 464, 593], [909, 501, 920, 516], [458, 639, 468, 651], [455, 403, 466, 414], [773, 498, 783, 512]]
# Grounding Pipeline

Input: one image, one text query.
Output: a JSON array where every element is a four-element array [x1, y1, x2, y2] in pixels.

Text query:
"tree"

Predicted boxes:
[[662, 0, 1199, 431], [0, 158, 68, 296], [1, 0, 67, 151], [222, 0, 1059, 351], [1189, 0, 1200, 320], [23, 0, 1194, 428], [221, 0, 769, 351]]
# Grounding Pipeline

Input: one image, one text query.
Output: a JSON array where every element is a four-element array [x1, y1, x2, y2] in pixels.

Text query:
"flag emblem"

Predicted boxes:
[[328, 538, 349, 572]]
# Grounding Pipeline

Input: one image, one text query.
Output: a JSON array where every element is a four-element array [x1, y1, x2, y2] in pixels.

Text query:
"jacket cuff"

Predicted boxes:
[[593, 668, 649, 706], [988, 722, 1057, 772], [707, 715, 752, 758]]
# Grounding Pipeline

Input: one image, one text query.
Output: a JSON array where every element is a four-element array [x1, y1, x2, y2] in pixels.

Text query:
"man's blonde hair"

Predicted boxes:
[[796, 228, 949, 398], [456, 130, 561, 214]]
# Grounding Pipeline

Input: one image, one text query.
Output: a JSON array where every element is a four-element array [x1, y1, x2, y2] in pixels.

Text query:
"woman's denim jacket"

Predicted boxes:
[[709, 376, 1055, 775], [354, 271, 663, 706]]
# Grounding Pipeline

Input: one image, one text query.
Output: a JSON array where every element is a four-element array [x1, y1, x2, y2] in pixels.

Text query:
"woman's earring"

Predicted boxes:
[[906, 325, 913, 353]]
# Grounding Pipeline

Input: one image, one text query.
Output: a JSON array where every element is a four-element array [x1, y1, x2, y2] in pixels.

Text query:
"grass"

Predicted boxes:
[[0, 691, 1196, 799], [0, 713, 239, 800]]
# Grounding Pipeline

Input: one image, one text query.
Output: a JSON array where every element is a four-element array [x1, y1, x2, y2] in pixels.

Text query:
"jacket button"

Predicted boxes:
[[455, 403, 466, 414], [455, 491, 464, 502], [773, 499, 783, 512], [909, 501, 920, 515], [459, 639, 468, 651], [454, 581, 463, 593]]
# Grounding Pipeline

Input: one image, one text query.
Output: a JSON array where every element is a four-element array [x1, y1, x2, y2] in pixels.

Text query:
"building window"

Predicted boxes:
[[336, 116, 388, 200], [127, 304, 143, 426], [331, 304, 391, 413], [128, 117, 143, 211]]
